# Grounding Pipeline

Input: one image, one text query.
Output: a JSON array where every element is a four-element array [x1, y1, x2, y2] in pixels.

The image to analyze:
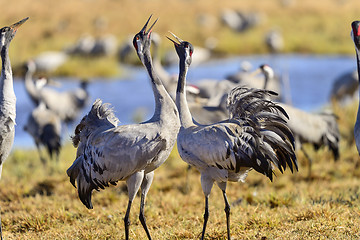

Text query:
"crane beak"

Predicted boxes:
[[166, 31, 183, 46], [10, 17, 29, 32], [250, 68, 262, 77], [140, 15, 158, 38]]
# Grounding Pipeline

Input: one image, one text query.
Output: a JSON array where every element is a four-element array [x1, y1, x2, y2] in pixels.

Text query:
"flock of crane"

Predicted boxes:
[[0, 15, 360, 240]]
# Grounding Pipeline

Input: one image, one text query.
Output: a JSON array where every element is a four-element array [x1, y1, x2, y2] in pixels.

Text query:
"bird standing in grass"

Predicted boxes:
[[24, 100, 62, 163], [0, 17, 28, 240], [67, 16, 179, 240], [168, 32, 297, 240]]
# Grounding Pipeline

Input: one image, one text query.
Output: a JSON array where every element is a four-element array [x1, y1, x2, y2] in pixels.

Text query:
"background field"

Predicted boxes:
[[1, 0, 360, 239], [2, 0, 360, 77]]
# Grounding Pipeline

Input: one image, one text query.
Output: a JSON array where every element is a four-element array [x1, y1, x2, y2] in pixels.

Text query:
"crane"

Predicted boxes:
[[167, 32, 297, 240], [23, 101, 62, 163], [67, 16, 180, 240], [259, 64, 340, 178], [23, 62, 89, 124], [0, 17, 28, 240], [351, 20, 360, 155]]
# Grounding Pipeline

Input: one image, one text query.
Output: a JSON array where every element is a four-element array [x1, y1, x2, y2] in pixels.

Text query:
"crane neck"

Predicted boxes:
[[24, 65, 39, 103], [263, 74, 269, 90], [0, 44, 16, 104], [142, 49, 176, 122], [176, 59, 194, 128]]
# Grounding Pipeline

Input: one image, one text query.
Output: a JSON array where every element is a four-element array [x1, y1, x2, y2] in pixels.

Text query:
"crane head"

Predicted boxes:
[[0, 17, 29, 48], [351, 21, 360, 51], [167, 32, 194, 66], [133, 15, 158, 62]]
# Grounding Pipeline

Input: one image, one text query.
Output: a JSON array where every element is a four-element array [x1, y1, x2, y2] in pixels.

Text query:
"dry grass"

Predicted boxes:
[[2, 0, 360, 77], [0, 100, 359, 239]]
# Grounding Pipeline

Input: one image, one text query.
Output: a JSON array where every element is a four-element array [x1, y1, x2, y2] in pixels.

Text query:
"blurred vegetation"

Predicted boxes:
[[0, 98, 359, 239], [2, 0, 360, 77]]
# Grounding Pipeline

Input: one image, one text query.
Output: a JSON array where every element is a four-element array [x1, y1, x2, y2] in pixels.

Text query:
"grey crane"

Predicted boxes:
[[259, 64, 340, 177], [67, 16, 180, 240], [0, 17, 28, 240], [351, 20, 360, 155], [23, 101, 62, 163], [168, 33, 297, 240], [23, 63, 89, 124], [329, 69, 358, 102]]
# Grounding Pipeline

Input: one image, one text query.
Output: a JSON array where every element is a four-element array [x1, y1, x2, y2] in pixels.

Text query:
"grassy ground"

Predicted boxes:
[[0, 100, 360, 239], [2, 0, 360, 77]]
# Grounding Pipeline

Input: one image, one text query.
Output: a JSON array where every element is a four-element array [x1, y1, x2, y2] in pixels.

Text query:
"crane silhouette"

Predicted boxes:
[[351, 20, 360, 155], [23, 100, 62, 163], [0, 17, 28, 240], [67, 16, 180, 240], [168, 32, 297, 240]]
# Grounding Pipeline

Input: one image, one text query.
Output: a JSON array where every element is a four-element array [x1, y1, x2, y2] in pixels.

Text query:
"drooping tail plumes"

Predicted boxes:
[[67, 99, 119, 209], [226, 86, 298, 180]]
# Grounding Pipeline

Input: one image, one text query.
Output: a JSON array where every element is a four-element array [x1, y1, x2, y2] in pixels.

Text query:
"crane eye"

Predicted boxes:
[[136, 36, 140, 41]]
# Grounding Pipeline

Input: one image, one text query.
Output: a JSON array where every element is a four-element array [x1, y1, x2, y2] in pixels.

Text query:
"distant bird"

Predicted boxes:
[[168, 33, 297, 240], [67, 16, 180, 240], [226, 63, 282, 98], [90, 34, 117, 57], [351, 20, 360, 155], [220, 9, 263, 33], [188, 93, 228, 125], [329, 69, 358, 102], [260, 64, 340, 177], [31, 51, 68, 73], [264, 28, 284, 54], [24, 101, 62, 163], [65, 34, 96, 56], [24, 64, 89, 124], [0, 17, 28, 240]]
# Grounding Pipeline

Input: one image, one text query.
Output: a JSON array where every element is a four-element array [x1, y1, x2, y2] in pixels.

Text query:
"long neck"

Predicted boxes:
[[356, 51, 360, 125], [176, 59, 194, 127], [143, 50, 175, 121], [0, 45, 15, 103], [263, 73, 269, 90], [24, 66, 39, 103]]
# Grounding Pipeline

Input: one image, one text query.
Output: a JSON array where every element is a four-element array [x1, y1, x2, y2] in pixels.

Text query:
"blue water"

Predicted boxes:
[[13, 54, 357, 148]]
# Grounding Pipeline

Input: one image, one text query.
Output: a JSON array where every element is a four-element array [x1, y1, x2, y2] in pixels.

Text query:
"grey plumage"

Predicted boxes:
[[23, 101, 62, 163], [0, 17, 28, 240], [24, 65, 89, 124], [259, 64, 340, 176], [67, 16, 179, 240], [168, 33, 297, 240]]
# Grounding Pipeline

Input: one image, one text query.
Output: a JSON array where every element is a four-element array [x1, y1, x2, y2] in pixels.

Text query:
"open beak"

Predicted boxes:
[[10, 17, 29, 32], [141, 15, 158, 38], [166, 31, 183, 46]]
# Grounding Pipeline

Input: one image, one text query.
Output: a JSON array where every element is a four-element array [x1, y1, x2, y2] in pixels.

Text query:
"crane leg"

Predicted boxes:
[[139, 172, 154, 240], [200, 196, 209, 240], [184, 164, 192, 193], [217, 181, 231, 239], [301, 146, 313, 179], [124, 171, 144, 240], [124, 200, 133, 240], [222, 190, 231, 240], [36, 142, 46, 165]]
